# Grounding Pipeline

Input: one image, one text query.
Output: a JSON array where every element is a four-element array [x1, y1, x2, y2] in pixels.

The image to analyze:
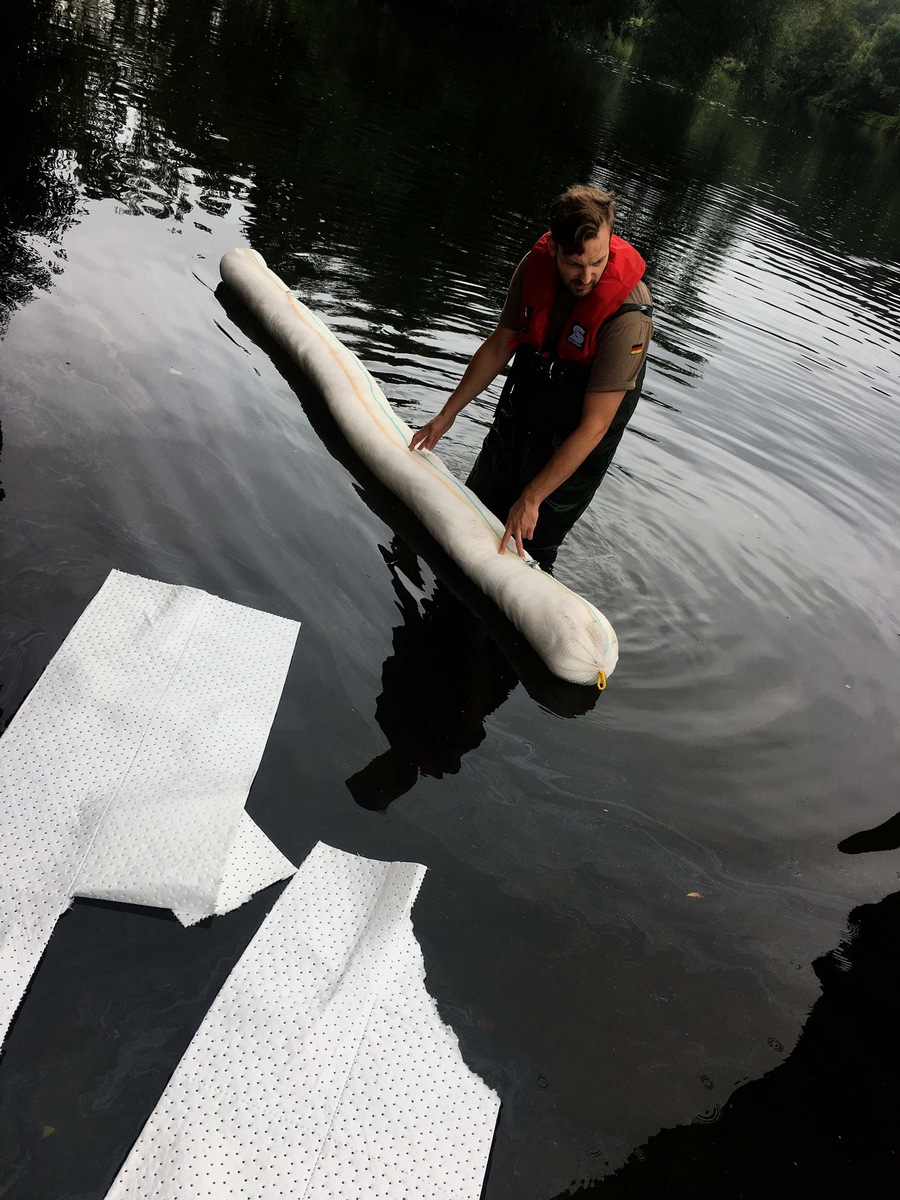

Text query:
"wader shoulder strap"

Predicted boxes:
[[609, 301, 655, 319]]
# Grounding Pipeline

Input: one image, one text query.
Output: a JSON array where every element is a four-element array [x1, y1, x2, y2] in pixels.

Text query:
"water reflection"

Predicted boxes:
[[0, 5, 82, 333], [4, 0, 897, 351], [5, 0, 897, 355], [347, 538, 517, 811], [554, 887, 900, 1197]]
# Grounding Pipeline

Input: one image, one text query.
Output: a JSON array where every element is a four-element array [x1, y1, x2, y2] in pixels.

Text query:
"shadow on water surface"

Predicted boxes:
[[552, 885, 900, 1198], [346, 541, 519, 811], [839, 810, 900, 856]]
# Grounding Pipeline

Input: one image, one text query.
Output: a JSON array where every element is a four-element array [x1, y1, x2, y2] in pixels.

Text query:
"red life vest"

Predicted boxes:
[[511, 231, 646, 363]]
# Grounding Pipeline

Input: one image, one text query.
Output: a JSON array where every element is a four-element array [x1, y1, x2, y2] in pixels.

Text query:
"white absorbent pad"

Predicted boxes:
[[0, 569, 299, 1046], [220, 246, 619, 686], [105, 842, 500, 1200]]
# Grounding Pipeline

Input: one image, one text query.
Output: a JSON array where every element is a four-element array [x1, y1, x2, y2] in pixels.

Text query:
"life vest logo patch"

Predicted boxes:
[[567, 323, 587, 348]]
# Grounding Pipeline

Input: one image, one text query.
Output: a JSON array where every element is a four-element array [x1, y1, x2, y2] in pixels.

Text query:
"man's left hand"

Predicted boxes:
[[500, 492, 540, 557]]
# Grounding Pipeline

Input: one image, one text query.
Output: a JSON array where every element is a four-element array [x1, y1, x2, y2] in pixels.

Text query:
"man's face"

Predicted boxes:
[[550, 225, 612, 298]]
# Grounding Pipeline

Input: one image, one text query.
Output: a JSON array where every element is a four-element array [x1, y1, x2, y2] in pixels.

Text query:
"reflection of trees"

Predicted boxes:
[[554, 888, 900, 1197], [0, 3, 82, 334], [586, 61, 899, 376], [5, 0, 898, 346]]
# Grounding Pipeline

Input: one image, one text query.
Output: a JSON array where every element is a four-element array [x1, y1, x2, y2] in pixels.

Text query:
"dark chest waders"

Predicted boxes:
[[465, 302, 652, 570]]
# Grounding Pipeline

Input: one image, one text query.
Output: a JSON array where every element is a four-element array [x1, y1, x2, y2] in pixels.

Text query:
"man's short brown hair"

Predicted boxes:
[[549, 185, 617, 255]]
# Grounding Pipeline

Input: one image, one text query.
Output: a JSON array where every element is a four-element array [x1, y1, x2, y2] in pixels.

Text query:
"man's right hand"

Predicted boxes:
[[409, 411, 455, 453]]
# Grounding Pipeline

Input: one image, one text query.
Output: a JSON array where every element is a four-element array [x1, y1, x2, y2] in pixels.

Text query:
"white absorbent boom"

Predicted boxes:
[[220, 248, 619, 686]]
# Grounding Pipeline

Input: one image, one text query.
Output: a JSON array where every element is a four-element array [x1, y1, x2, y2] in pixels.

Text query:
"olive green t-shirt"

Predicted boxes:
[[500, 256, 653, 391]]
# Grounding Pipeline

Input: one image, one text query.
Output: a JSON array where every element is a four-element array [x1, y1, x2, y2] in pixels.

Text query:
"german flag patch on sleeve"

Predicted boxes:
[[630, 341, 644, 355]]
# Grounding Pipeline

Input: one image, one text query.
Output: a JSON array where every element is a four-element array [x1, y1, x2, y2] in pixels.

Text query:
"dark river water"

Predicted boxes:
[[2, 2, 900, 1197]]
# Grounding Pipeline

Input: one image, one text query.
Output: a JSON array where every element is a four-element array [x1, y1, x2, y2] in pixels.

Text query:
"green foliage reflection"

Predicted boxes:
[[384, 0, 900, 132]]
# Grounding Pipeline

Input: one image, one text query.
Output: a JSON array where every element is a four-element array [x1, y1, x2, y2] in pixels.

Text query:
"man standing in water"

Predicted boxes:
[[409, 185, 653, 571]]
